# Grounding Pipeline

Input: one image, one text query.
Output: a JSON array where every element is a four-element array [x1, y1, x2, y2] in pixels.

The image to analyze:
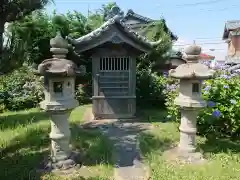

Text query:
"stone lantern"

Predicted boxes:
[[164, 44, 215, 163], [37, 32, 83, 172]]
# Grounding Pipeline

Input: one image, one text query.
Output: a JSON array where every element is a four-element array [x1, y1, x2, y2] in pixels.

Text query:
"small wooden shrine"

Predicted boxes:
[[69, 6, 160, 119]]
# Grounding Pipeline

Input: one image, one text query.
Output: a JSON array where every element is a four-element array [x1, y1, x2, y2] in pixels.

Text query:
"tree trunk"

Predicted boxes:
[[0, 22, 5, 73], [0, 26, 4, 51]]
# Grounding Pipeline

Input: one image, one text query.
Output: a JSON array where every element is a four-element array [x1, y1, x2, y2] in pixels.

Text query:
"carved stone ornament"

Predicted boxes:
[[50, 32, 69, 49], [104, 5, 124, 21], [110, 35, 123, 44]]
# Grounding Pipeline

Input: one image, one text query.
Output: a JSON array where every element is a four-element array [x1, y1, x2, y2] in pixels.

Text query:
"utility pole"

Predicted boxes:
[[87, 4, 90, 17]]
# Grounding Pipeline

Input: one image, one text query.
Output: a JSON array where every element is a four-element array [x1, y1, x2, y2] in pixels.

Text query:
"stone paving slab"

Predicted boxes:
[[81, 108, 152, 180]]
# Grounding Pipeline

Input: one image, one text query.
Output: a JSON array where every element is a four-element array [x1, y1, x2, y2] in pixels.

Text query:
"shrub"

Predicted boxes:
[[75, 83, 92, 105], [75, 71, 92, 105], [164, 65, 240, 139], [0, 67, 44, 112], [0, 65, 94, 112], [198, 71, 240, 138], [163, 76, 180, 120], [136, 69, 167, 108]]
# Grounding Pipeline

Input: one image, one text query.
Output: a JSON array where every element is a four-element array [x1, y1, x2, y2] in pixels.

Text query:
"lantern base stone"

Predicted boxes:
[[163, 146, 206, 165], [42, 151, 82, 175]]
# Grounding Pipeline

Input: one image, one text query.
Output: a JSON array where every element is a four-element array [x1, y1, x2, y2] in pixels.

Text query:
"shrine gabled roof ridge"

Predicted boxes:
[[68, 15, 161, 50], [124, 9, 154, 23], [123, 9, 177, 41]]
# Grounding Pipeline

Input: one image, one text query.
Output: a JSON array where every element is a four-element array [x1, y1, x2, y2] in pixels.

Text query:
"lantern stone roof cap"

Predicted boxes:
[[67, 15, 161, 53], [37, 58, 78, 77], [169, 44, 215, 79]]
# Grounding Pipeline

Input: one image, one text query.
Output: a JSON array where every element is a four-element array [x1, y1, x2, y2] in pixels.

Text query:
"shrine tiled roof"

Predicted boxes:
[[124, 9, 154, 23], [68, 15, 161, 53]]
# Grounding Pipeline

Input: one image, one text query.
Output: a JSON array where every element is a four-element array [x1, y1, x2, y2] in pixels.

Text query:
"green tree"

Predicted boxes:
[[0, 0, 52, 59], [5, 10, 53, 69], [87, 2, 117, 29], [137, 19, 174, 71], [6, 10, 90, 70]]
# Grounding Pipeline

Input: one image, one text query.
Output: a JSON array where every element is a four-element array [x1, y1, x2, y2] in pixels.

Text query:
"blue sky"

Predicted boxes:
[[46, 0, 240, 60]]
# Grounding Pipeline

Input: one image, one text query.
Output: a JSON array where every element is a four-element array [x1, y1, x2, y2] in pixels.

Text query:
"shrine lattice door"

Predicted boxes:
[[92, 56, 136, 119]]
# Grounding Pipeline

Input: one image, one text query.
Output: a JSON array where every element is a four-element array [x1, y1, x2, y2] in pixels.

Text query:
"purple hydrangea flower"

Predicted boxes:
[[207, 101, 216, 107], [212, 109, 221, 118], [163, 71, 168, 77], [221, 74, 231, 80], [204, 85, 211, 91], [166, 84, 179, 91], [223, 85, 229, 89]]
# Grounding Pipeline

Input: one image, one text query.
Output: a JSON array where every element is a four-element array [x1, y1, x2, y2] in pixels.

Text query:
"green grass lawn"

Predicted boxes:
[[0, 105, 114, 180], [1, 106, 240, 180], [139, 109, 240, 180]]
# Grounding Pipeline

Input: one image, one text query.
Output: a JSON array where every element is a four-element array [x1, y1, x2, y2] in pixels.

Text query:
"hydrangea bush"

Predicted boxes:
[[0, 67, 92, 112], [164, 61, 240, 139], [0, 66, 44, 112]]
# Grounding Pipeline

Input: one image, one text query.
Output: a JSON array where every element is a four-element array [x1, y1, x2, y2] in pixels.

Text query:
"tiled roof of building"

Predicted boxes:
[[223, 20, 240, 39], [225, 20, 240, 30], [199, 53, 215, 60]]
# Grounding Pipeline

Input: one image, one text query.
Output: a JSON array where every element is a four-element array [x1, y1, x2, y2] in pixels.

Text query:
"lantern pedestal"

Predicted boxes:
[[178, 108, 198, 152], [44, 110, 81, 173], [164, 108, 205, 164], [163, 147, 205, 164]]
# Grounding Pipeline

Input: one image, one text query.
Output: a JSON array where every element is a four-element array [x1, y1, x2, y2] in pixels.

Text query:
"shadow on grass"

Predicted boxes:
[[0, 110, 48, 130], [134, 107, 170, 123], [138, 132, 173, 157], [0, 126, 50, 157], [71, 177, 109, 180], [199, 137, 240, 154], [80, 120, 150, 167], [0, 126, 50, 180], [0, 114, 114, 180], [71, 123, 114, 166]]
